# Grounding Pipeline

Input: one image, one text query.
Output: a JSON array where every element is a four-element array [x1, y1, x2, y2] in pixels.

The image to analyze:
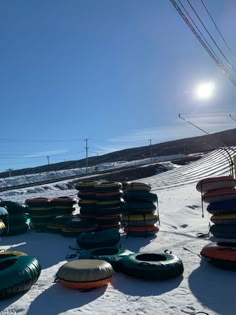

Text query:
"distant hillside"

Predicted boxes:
[[1, 128, 236, 178]]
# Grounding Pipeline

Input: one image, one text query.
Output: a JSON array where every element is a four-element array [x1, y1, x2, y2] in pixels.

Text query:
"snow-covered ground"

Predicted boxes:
[[0, 148, 235, 315]]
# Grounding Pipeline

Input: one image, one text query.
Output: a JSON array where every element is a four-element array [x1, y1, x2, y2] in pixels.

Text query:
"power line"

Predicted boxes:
[[229, 113, 236, 122], [169, 0, 236, 86], [185, 0, 235, 72], [178, 113, 210, 135], [200, 0, 236, 60]]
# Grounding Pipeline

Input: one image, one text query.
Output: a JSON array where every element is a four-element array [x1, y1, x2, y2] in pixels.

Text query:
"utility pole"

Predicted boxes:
[[149, 139, 153, 162], [84, 139, 89, 174], [47, 156, 50, 165]]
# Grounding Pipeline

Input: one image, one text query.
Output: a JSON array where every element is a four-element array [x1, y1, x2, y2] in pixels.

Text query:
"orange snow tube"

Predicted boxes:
[[201, 242, 236, 269], [56, 259, 113, 290]]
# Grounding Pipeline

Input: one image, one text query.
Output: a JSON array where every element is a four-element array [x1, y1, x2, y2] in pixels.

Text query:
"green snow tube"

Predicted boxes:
[[76, 228, 120, 249], [124, 182, 152, 192], [119, 251, 184, 280], [123, 191, 158, 203], [79, 247, 134, 271], [95, 181, 122, 192], [210, 224, 236, 238], [5, 222, 29, 236], [75, 181, 98, 191], [0, 201, 27, 215], [121, 201, 157, 214], [0, 253, 41, 299]]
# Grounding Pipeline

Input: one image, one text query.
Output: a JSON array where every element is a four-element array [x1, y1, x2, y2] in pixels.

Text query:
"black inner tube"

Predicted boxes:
[[92, 248, 119, 255], [136, 253, 167, 262], [0, 258, 17, 270]]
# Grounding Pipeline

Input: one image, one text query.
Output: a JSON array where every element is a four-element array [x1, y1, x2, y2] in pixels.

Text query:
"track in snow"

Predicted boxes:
[[150, 147, 236, 190]]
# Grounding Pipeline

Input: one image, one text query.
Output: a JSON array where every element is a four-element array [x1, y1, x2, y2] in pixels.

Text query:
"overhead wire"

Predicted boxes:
[[176, 0, 227, 71], [185, 0, 236, 73], [200, 0, 236, 61], [169, 0, 236, 86]]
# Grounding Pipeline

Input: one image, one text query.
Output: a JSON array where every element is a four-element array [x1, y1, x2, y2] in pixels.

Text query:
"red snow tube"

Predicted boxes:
[[196, 176, 236, 193], [203, 188, 236, 204], [124, 225, 159, 236]]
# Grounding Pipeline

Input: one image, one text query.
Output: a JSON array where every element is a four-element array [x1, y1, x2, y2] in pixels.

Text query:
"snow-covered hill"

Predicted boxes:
[[0, 148, 235, 315]]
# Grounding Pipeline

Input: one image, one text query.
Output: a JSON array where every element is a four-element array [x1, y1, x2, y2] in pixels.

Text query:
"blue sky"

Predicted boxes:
[[1, 0, 236, 171]]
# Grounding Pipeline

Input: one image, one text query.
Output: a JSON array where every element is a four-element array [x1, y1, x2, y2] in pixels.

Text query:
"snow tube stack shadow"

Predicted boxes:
[[0, 251, 41, 299], [56, 259, 113, 290], [201, 242, 236, 270], [119, 250, 184, 280], [0, 201, 28, 235], [121, 182, 159, 237], [79, 247, 134, 271], [76, 228, 120, 249], [196, 176, 236, 239], [75, 180, 123, 231]]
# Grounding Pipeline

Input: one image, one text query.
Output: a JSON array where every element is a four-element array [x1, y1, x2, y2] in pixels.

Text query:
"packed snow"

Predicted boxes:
[[0, 149, 235, 315]]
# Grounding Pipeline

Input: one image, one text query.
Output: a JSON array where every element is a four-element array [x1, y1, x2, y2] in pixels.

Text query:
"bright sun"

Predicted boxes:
[[195, 82, 215, 100]]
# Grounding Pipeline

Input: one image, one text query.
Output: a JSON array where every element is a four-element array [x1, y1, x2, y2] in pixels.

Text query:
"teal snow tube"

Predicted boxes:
[[79, 247, 133, 271], [77, 228, 120, 249], [0, 253, 41, 299], [119, 251, 184, 280]]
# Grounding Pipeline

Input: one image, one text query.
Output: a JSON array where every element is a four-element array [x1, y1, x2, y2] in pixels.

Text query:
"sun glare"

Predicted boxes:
[[195, 82, 215, 100]]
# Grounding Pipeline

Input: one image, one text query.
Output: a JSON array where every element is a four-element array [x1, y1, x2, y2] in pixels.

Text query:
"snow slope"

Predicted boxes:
[[0, 149, 235, 315]]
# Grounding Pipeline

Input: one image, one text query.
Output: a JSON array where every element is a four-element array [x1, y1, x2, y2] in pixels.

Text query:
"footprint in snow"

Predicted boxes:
[[187, 205, 199, 209]]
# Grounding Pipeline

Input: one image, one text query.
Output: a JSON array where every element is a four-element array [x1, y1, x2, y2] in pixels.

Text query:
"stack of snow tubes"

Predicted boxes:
[[121, 181, 159, 237], [76, 180, 123, 231], [0, 200, 29, 235], [0, 250, 41, 299], [197, 176, 236, 238], [197, 175, 236, 269], [25, 196, 76, 231]]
